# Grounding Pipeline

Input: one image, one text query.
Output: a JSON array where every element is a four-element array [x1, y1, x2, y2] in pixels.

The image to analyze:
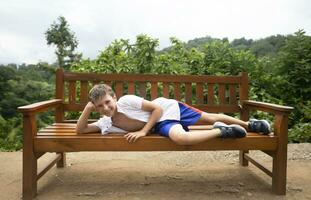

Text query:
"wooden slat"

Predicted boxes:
[[218, 84, 226, 105], [68, 81, 76, 104], [128, 82, 135, 95], [163, 83, 169, 98], [45, 125, 75, 129], [80, 81, 88, 103], [55, 68, 64, 122], [244, 153, 273, 177], [239, 72, 248, 101], [115, 82, 123, 98], [151, 82, 158, 100], [56, 68, 64, 100], [185, 83, 192, 104], [39, 129, 76, 133], [52, 123, 76, 127], [92, 81, 100, 87], [37, 154, 62, 180], [242, 100, 294, 114], [139, 82, 146, 99], [34, 135, 278, 152], [196, 83, 203, 104], [64, 72, 244, 83], [104, 81, 111, 86], [229, 84, 237, 105], [262, 150, 275, 157], [207, 84, 214, 105], [63, 104, 87, 111], [196, 104, 240, 113], [173, 83, 181, 101], [18, 99, 62, 113]]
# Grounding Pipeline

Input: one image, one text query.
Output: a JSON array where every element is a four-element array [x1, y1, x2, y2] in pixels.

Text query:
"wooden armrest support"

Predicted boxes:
[[242, 100, 294, 115], [18, 99, 63, 114]]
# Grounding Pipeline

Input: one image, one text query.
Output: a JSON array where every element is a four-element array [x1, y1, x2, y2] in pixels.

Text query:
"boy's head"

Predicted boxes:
[[89, 84, 116, 104], [89, 84, 117, 116]]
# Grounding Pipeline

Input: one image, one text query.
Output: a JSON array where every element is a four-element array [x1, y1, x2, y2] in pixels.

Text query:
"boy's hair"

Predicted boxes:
[[89, 84, 115, 103]]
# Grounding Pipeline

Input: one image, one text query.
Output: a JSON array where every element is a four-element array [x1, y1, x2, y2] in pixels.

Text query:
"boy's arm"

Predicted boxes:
[[76, 102, 101, 134], [124, 100, 163, 142]]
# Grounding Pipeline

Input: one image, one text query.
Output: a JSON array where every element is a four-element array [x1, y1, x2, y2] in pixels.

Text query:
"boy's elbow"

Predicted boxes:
[[76, 127, 85, 134]]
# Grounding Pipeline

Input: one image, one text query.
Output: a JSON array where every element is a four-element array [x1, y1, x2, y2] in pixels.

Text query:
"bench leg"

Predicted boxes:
[[23, 149, 37, 200], [22, 115, 37, 200], [56, 152, 66, 168], [271, 114, 288, 195], [272, 149, 287, 195], [239, 150, 249, 166]]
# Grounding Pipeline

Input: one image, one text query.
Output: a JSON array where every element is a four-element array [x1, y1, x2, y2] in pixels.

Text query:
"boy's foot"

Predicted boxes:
[[213, 122, 246, 138], [248, 119, 271, 135]]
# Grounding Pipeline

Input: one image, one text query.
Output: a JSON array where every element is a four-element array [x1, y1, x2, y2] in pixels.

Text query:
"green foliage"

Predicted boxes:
[[231, 37, 253, 51], [277, 30, 311, 104], [289, 123, 311, 143], [154, 37, 190, 75], [0, 114, 23, 151], [254, 35, 286, 57], [288, 101, 311, 143], [201, 40, 257, 75], [45, 16, 82, 69], [0, 64, 54, 151], [71, 35, 159, 74]]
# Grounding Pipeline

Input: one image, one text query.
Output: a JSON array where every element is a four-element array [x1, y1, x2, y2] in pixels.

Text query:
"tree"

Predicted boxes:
[[45, 16, 81, 69], [231, 37, 253, 51], [277, 30, 311, 113]]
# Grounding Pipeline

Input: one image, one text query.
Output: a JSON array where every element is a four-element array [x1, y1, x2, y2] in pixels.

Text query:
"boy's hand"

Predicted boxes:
[[86, 102, 96, 111], [124, 131, 147, 143]]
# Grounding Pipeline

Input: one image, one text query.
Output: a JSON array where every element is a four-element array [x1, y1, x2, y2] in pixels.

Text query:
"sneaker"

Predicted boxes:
[[248, 119, 271, 135], [213, 122, 246, 138]]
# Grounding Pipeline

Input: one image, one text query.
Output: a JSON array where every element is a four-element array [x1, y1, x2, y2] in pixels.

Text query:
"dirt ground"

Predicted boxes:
[[1, 143, 311, 200]]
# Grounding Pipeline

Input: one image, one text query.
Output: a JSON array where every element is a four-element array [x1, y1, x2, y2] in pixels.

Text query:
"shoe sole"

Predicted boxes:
[[250, 119, 271, 134]]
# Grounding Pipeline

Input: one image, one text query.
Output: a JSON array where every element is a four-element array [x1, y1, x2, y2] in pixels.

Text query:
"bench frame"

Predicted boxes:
[[18, 68, 293, 199]]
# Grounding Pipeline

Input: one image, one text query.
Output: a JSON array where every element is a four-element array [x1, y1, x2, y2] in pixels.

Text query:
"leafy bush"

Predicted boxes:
[[289, 123, 311, 143]]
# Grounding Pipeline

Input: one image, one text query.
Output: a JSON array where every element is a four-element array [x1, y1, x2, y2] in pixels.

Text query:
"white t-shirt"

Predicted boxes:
[[94, 95, 180, 134]]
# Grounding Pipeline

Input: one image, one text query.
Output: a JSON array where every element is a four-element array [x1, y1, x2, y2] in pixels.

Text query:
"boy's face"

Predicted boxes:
[[93, 94, 117, 117]]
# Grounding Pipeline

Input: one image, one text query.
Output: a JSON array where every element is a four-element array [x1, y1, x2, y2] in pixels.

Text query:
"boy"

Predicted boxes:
[[76, 84, 270, 145]]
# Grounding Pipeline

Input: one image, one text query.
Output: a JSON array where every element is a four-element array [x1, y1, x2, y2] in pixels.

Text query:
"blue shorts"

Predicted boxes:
[[154, 102, 202, 137]]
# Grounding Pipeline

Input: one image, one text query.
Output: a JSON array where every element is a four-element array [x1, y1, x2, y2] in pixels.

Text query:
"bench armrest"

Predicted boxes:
[[241, 100, 294, 115], [241, 100, 294, 141], [18, 99, 63, 114]]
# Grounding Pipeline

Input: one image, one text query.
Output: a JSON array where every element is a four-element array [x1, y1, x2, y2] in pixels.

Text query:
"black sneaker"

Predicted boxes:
[[248, 119, 271, 135], [213, 122, 246, 138]]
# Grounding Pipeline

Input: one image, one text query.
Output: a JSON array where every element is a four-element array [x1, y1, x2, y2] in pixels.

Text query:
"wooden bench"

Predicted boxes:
[[18, 68, 293, 199]]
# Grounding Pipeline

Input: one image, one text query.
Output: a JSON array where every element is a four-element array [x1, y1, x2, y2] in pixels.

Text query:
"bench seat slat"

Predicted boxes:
[[34, 135, 277, 152]]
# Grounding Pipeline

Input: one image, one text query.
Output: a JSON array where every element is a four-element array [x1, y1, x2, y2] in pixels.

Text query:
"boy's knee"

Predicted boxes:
[[171, 133, 191, 145]]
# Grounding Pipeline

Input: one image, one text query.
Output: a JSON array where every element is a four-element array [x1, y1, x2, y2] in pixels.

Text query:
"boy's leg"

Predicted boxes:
[[195, 112, 249, 130], [195, 113, 271, 134], [168, 124, 221, 145]]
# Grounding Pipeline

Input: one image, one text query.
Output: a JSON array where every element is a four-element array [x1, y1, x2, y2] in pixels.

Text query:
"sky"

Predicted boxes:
[[0, 0, 310, 65]]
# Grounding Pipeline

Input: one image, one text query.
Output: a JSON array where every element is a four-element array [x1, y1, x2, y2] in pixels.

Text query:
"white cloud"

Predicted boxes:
[[0, 0, 310, 65]]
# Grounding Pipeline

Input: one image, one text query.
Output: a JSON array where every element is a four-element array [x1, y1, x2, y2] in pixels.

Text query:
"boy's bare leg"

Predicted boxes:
[[195, 112, 249, 130], [168, 124, 221, 145]]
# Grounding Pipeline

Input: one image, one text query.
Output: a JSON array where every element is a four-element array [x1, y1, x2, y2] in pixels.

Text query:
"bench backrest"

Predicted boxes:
[[55, 68, 248, 121]]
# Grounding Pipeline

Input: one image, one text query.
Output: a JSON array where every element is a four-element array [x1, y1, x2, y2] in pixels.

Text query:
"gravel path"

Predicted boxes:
[[0, 143, 310, 200]]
